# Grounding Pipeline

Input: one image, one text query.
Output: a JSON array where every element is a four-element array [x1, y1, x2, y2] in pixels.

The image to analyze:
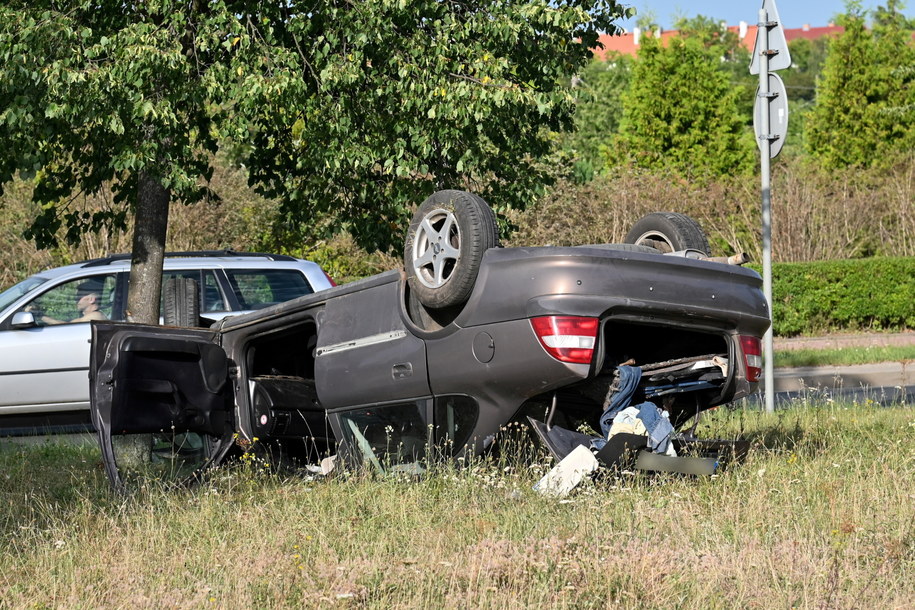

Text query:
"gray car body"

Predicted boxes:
[[89, 244, 770, 476]]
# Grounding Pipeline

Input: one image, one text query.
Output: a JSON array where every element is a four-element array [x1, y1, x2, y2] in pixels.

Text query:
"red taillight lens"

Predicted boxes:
[[740, 335, 762, 382], [324, 272, 337, 287], [530, 316, 599, 364]]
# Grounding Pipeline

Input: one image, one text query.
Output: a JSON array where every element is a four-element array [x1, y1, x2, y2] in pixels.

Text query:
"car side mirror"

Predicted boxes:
[[11, 311, 37, 328]]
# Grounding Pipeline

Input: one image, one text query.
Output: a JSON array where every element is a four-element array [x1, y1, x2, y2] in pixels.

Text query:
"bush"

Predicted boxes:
[[763, 257, 915, 336]]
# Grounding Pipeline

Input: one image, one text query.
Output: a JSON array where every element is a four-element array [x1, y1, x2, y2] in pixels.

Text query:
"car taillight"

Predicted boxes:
[[740, 335, 762, 382], [324, 272, 337, 287], [530, 316, 599, 364]]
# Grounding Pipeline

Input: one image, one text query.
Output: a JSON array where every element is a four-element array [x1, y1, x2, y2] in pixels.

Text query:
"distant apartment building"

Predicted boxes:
[[592, 22, 844, 60]]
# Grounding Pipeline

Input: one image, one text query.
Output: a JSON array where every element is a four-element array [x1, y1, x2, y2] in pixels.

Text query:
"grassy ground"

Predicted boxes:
[[1, 402, 913, 609], [774, 345, 915, 368]]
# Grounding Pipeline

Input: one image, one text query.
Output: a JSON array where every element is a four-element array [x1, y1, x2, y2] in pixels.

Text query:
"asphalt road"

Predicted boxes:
[[767, 331, 915, 406]]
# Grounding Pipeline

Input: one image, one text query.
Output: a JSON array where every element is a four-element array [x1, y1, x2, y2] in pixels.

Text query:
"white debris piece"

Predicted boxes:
[[304, 454, 338, 476], [320, 454, 337, 476], [533, 444, 599, 497]]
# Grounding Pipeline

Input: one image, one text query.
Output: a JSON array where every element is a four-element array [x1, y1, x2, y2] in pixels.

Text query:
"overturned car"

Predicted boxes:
[[89, 191, 770, 489]]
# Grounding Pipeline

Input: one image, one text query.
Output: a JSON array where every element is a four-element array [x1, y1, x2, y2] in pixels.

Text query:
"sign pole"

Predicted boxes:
[[751, 0, 789, 414], [758, 8, 775, 414]]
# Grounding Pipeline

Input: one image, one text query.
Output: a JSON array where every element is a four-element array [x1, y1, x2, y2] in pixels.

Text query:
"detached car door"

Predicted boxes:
[[90, 322, 235, 490]]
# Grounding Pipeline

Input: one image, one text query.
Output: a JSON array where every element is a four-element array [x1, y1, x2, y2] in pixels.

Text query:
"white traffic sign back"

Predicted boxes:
[[753, 73, 789, 158], [749, 0, 792, 74]]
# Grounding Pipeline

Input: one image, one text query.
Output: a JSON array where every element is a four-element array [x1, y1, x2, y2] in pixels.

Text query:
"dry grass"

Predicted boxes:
[[4, 155, 914, 289], [507, 157, 915, 264], [1, 403, 913, 608]]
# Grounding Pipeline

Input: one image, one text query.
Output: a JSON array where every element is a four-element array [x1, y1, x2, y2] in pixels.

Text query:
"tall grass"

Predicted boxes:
[[1, 402, 913, 608]]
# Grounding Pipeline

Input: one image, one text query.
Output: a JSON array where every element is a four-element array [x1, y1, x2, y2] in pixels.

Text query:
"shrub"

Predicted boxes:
[[763, 257, 915, 335]]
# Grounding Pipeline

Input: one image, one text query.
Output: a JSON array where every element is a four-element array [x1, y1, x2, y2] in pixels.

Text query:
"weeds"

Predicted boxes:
[[1, 402, 913, 607], [774, 344, 915, 368]]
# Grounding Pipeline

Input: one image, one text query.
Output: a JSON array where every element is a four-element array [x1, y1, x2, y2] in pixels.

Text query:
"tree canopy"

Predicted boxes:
[[804, 1, 915, 168], [1, 0, 627, 320], [1, 0, 629, 250], [609, 20, 754, 179], [563, 54, 633, 180]]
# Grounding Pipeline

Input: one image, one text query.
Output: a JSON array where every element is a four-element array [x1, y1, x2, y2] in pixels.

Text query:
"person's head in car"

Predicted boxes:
[[73, 280, 106, 321], [28, 278, 108, 325]]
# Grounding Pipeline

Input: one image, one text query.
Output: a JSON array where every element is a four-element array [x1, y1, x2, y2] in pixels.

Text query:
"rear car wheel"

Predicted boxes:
[[624, 212, 711, 256], [163, 278, 200, 327], [405, 190, 500, 309]]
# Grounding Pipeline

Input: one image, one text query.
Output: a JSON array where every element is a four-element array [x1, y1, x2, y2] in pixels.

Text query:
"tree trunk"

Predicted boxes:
[[127, 172, 170, 324]]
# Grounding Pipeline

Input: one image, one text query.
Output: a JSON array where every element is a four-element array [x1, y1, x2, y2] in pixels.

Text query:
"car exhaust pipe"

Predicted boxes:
[[665, 250, 751, 266], [704, 252, 751, 266]]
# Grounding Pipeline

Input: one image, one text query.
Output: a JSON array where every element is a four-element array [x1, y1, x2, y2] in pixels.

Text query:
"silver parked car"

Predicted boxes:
[[0, 251, 333, 432]]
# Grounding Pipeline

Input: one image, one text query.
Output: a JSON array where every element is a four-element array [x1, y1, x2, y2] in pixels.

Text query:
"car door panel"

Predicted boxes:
[[90, 322, 234, 489], [0, 323, 93, 412], [314, 280, 430, 408]]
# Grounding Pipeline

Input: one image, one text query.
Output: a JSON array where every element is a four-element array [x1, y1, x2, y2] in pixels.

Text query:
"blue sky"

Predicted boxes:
[[617, 0, 915, 30]]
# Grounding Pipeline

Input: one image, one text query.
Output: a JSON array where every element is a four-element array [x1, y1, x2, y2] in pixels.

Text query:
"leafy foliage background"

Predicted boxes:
[[1, 2, 914, 334]]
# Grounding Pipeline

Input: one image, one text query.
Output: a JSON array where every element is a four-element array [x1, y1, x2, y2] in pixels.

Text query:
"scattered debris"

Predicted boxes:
[[533, 445, 598, 497]]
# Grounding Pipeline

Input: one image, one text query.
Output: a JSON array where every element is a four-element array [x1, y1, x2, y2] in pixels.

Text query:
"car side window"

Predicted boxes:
[[224, 269, 314, 310], [19, 274, 120, 325]]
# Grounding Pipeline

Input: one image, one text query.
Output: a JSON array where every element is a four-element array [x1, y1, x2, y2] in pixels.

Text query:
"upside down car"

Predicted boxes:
[[89, 190, 770, 489]]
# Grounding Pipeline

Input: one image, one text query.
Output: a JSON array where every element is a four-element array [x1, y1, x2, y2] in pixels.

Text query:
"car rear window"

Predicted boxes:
[[225, 269, 314, 310]]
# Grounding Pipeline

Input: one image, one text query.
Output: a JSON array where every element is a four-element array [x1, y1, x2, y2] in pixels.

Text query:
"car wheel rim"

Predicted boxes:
[[632, 230, 674, 253], [412, 208, 462, 289]]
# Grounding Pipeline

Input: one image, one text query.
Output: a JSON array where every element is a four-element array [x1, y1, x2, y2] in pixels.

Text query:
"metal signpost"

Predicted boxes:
[[750, 0, 790, 413]]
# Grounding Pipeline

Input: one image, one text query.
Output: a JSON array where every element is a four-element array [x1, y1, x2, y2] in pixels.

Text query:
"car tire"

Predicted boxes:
[[624, 212, 711, 256], [405, 190, 500, 309], [163, 278, 200, 327]]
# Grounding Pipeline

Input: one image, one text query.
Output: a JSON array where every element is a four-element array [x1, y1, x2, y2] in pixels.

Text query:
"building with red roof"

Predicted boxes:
[[592, 22, 844, 60]]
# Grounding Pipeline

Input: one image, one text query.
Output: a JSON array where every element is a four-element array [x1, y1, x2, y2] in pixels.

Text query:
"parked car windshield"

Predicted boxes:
[[0, 276, 48, 312]]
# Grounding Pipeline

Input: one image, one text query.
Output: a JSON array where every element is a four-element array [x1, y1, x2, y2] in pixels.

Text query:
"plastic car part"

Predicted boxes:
[[530, 316, 599, 364], [404, 190, 500, 309], [529, 417, 731, 478], [634, 451, 718, 475], [533, 444, 598, 497], [624, 212, 711, 256], [163, 277, 200, 327], [740, 335, 763, 382]]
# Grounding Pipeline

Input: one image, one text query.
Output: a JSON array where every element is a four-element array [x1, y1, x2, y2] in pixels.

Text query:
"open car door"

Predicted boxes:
[[90, 322, 235, 491]]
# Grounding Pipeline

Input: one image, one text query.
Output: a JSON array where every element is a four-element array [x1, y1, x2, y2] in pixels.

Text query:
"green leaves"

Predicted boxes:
[[804, 6, 915, 169], [610, 30, 755, 180], [0, 2, 247, 246], [236, 0, 627, 252], [1, 0, 628, 252]]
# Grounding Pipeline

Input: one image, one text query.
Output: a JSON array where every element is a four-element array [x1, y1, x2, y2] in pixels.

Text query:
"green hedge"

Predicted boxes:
[[751, 257, 915, 336]]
